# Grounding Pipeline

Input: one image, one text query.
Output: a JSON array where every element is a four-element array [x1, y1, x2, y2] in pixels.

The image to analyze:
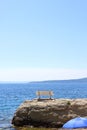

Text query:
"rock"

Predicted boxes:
[[12, 99, 87, 127]]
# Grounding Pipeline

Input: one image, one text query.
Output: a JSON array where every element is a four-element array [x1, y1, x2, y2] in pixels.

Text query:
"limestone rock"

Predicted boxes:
[[12, 99, 87, 127]]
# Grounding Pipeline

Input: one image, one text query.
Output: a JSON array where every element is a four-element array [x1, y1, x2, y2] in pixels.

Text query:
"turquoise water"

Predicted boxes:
[[0, 82, 87, 129]]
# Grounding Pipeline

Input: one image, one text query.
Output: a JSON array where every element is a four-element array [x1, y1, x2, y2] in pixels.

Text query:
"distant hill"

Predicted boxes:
[[29, 78, 87, 84]]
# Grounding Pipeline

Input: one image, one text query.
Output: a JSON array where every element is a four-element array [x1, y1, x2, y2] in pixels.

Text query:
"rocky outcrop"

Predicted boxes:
[[12, 99, 87, 127]]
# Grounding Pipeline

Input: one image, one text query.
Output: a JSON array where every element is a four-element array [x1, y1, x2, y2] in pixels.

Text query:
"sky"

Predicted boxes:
[[0, 0, 87, 82]]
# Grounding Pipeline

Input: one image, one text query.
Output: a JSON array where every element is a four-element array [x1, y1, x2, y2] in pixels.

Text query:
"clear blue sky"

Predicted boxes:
[[0, 0, 87, 82]]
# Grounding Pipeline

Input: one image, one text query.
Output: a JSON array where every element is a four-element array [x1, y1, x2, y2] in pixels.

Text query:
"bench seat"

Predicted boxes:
[[36, 91, 53, 99]]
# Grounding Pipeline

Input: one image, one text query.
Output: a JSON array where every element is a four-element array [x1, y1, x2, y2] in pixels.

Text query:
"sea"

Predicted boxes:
[[0, 82, 87, 129]]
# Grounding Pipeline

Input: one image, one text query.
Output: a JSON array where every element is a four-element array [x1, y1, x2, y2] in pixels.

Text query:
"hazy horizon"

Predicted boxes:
[[0, 77, 87, 83]]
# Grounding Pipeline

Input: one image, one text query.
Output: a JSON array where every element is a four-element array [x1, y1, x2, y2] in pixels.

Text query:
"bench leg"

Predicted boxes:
[[49, 95, 52, 99]]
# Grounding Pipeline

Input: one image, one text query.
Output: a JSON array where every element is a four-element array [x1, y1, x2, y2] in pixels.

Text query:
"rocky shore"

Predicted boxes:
[[12, 99, 87, 128]]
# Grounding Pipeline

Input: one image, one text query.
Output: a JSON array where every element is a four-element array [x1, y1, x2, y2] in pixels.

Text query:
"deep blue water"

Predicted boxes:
[[0, 82, 87, 129]]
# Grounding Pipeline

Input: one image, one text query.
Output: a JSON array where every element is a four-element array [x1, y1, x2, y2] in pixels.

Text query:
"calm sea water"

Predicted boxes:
[[0, 82, 87, 129]]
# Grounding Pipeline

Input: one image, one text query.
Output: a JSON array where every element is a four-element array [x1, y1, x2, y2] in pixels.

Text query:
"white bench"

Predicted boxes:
[[36, 91, 53, 99]]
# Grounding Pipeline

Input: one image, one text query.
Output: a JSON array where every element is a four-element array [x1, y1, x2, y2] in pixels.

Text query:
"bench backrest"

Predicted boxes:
[[36, 91, 53, 99]]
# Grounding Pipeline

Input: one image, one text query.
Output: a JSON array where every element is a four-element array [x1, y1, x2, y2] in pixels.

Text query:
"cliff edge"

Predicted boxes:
[[12, 99, 87, 127]]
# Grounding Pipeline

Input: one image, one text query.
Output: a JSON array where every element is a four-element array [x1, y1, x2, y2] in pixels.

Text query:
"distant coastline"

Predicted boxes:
[[0, 77, 87, 84], [29, 77, 87, 84]]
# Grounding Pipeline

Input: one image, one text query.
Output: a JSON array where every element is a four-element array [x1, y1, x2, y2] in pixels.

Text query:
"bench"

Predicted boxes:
[[36, 91, 53, 99]]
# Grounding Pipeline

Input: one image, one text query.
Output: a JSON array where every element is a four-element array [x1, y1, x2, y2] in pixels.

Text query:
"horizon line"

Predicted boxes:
[[0, 77, 87, 83]]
